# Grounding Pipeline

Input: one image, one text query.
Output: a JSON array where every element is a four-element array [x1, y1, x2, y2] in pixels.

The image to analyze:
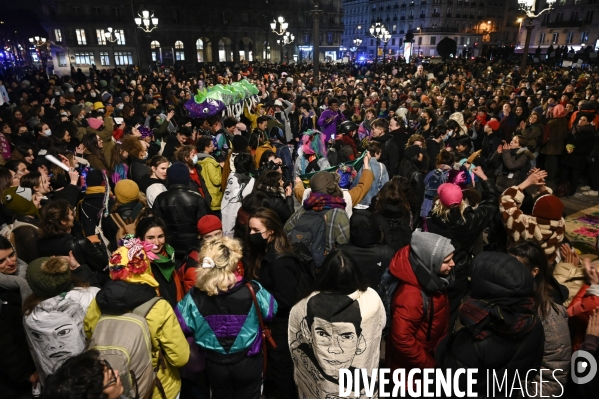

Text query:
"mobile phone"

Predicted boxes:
[[114, 117, 124, 124]]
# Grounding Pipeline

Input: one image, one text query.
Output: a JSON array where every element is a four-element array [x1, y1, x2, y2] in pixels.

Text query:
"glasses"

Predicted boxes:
[[102, 360, 117, 389]]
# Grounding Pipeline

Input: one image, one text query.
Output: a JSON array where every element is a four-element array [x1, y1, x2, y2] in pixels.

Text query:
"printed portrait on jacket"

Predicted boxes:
[[289, 291, 383, 399]]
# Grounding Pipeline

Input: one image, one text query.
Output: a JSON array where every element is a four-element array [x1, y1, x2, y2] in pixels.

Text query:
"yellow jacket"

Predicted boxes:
[[197, 154, 223, 211], [84, 298, 190, 399]]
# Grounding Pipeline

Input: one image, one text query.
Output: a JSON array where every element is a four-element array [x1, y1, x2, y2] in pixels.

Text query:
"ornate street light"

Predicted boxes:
[[135, 9, 158, 33], [517, 0, 556, 70], [277, 31, 295, 46], [350, 38, 362, 59], [370, 20, 389, 64], [104, 27, 120, 43], [29, 37, 48, 71], [271, 16, 289, 36]]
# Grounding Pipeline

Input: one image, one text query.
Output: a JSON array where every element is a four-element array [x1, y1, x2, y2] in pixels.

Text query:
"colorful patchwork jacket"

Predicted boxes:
[[177, 280, 277, 363]]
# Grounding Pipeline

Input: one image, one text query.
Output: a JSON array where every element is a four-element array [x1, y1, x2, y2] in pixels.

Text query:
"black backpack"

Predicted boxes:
[[377, 268, 432, 339], [287, 210, 327, 267]]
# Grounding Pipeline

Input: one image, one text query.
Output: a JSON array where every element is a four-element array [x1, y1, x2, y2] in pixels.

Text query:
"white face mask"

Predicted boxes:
[[116, 104, 124, 109], [90, 92, 96, 97], [44, 129, 52, 136], [192, 154, 198, 164]]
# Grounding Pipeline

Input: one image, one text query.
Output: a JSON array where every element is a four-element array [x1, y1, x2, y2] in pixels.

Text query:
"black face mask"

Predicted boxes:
[[249, 232, 268, 249], [419, 118, 428, 125]]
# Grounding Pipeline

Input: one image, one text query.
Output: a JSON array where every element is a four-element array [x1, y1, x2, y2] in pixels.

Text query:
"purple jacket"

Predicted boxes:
[[318, 108, 346, 141]]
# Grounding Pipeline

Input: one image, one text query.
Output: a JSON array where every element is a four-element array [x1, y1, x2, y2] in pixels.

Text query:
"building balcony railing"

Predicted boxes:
[[543, 20, 584, 27], [420, 14, 426, 18], [400, 16, 406, 20], [432, 13, 441, 17], [421, 27, 459, 32]]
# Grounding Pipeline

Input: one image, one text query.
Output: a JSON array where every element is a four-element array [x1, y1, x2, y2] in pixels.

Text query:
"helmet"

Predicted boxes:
[[337, 120, 358, 135]]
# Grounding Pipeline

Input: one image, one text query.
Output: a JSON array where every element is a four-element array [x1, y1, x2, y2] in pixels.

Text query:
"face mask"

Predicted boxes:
[[447, 130, 453, 137], [442, 135, 449, 142], [117, 104, 124, 110], [44, 129, 52, 136], [192, 154, 198, 164], [419, 118, 427, 125], [90, 92, 96, 97], [249, 232, 268, 248]]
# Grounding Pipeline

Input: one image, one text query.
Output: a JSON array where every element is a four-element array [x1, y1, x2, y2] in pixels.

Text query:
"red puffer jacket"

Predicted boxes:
[[568, 284, 599, 351], [386, 245, 449, 371]]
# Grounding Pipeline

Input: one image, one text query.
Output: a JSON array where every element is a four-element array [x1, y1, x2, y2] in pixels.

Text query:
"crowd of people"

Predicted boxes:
[[2, 56, 599, 399]]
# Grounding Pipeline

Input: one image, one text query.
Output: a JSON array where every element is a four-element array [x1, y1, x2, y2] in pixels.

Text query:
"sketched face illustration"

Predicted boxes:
[[29, 312, 84, 366], [310, 318, 365, 378]]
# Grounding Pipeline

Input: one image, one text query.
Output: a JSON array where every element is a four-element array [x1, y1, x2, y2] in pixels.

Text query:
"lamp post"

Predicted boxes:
[[104, 28, 119, 68], [271, 16, 290, 62], [352, 38, 362, 61], [369, 20, 389, 64], [516, 17, 523, 48], [135, 10, 159, 33], [276, 31, 295, 62], [28, 36, 47, 73], [518, 0, 556, 71], [311, 2, 323, 86], [416, 26, 421, 57]]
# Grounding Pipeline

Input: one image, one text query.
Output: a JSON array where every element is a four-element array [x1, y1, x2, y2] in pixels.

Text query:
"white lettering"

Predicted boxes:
[[392, 369, 405, 397], [408, 369, 421, 397], [552, 369, 564, 397], [453, 369, 465, 398], [466, 369, 478, 397], [339, 369, 352, 397], [436, 369, 452, 397], [492, 369, 508, 397], [362, 368, 377, 397], [379, 369, 390, 397], [354, 368, 360, 397], [423, 369, 434, 397], [509, 370, 524, 398]]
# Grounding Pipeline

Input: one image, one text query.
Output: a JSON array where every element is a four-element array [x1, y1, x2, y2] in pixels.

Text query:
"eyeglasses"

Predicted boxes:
[[102, 360, 117, 389]]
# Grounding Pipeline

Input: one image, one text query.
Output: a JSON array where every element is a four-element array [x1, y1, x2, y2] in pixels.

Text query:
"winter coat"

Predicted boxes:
[[540, 117, 568, 156], [138, 176, 167, 208], [77, 192, 113, 238], [0, 260, 36, 398], [288, 289, 385, 399], [499, 186, 565, 265], [562, 124, 595, 170], [197, 153, 222, 211], [386, 245, 449, 371], [317, 108, 346, 141], [490, 147, 535, 191], [101, 202, 145, 251], [372, 133, 399, 176], [518, 122, 543, 151], [553, 260, 587, 306], [178, 280, 277, 362], [221, 172, 255, 237], [398, 159, 425, 209], [128, 156, 151, 185], [354, 157, 389, 207], [339, 210, 396, 290], [84, 281, 190, 399], [425, 139, 442, 172], [294, 149, 331, 177], [83, 150, 109, 171], [435, 253, 545, 396], [24, 286, 100, 383], [568, 284, 599, 350], [152, 185, 208, 258], [86, 116, 115, 166]]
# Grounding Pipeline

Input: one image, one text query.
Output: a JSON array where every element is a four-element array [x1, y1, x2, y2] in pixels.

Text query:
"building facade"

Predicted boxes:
[[342, 0, 530, 60], [517, 0, 599, 55], [36, 0, 344, 75]]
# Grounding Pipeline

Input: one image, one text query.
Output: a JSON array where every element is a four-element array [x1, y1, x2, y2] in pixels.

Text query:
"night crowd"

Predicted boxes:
[[1, 56, 599, 399]]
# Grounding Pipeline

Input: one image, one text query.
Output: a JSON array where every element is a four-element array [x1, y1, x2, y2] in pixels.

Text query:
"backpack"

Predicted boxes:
[[0, 220, 39, 248], [110, 203, 144, 243], [287, 210, 327, 267], [89, 297, 167, 399], [377, 268, 432, 339], [423, 169, 448, 200]]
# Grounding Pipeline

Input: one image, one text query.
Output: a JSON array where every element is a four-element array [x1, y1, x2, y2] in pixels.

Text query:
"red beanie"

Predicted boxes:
[[487, 119, 500, 131], [197, 215, 222, 235], [532, 195, 564, 220]]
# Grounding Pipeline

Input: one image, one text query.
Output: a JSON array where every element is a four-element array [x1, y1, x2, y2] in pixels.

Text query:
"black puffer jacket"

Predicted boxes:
[[563, 124, 595, 170], [152, 185, 208, 258], [436, 253, 544, 397], [128, 156, 151, 184], [339, 210, 396, 290], [78, 192, 114, 237], [372, 132, 399, 176]]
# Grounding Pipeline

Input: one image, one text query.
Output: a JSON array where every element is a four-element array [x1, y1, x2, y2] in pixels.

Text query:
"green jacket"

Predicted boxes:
[[197, 154, 222, 210]]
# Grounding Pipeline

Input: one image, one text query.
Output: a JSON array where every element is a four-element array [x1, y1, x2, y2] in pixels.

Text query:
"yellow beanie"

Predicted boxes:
[[114, 180, 139, 204], [108, 236, 159, 288]]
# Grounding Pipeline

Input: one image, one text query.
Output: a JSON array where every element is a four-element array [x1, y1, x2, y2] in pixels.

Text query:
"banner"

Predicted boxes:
[[300, 152, 366, 187], [0, 85, 9, 105]]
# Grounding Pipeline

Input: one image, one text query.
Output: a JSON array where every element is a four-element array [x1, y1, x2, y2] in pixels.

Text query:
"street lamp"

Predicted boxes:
[[416, 26, 421, 57], [351, 38, 362, 60], [271, 16, 289, 36], [311, 3, 323, 85], [277, 31, 295, 62], [28, 36, 47, 72], [517, 0, 556, 70], [135, 9, 158, 33], [369, 20, 389, 64], [104, 28, 119, 68], [516, 17, 524, 49]]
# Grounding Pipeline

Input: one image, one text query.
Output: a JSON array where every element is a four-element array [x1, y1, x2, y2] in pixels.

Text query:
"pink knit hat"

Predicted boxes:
[[438, 183, 463, 207]]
